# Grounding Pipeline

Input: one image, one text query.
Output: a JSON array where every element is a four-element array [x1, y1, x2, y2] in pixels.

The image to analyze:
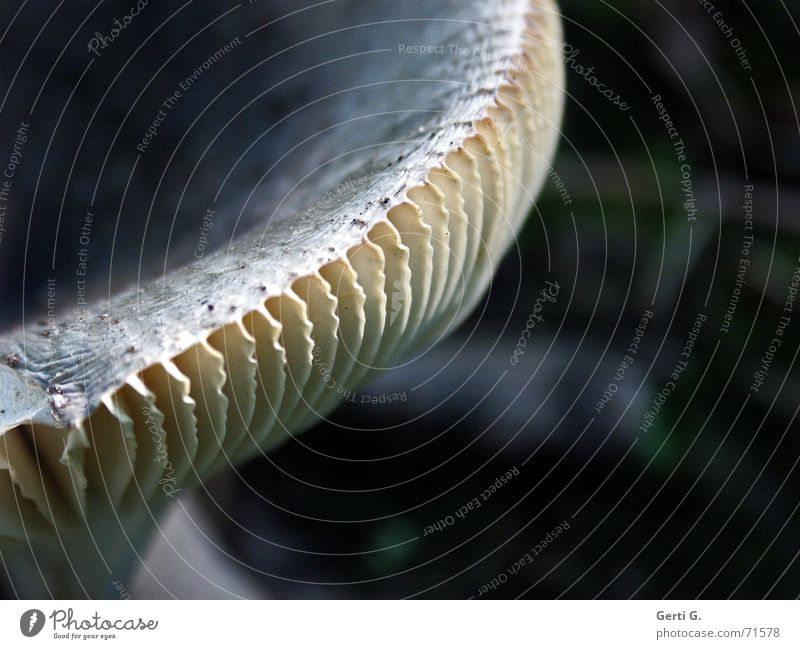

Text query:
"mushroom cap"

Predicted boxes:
[[0, 0, 564, 552]]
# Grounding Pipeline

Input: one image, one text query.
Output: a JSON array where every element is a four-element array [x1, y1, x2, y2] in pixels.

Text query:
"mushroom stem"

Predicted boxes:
[[3, 509, 158, 599]]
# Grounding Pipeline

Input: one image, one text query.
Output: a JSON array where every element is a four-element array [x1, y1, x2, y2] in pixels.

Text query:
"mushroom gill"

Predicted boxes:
[[0, 0, 564, 597]]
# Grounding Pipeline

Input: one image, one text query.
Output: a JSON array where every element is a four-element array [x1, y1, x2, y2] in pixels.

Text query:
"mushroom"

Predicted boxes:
[[0, 0, 564, 597]]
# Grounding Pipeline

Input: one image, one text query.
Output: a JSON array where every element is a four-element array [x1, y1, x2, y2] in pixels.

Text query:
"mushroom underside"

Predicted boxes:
[[0, 0, 564, 571]]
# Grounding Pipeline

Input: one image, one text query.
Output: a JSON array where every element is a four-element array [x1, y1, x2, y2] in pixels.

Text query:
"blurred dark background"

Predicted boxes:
[[2, 0, 800, 598]]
